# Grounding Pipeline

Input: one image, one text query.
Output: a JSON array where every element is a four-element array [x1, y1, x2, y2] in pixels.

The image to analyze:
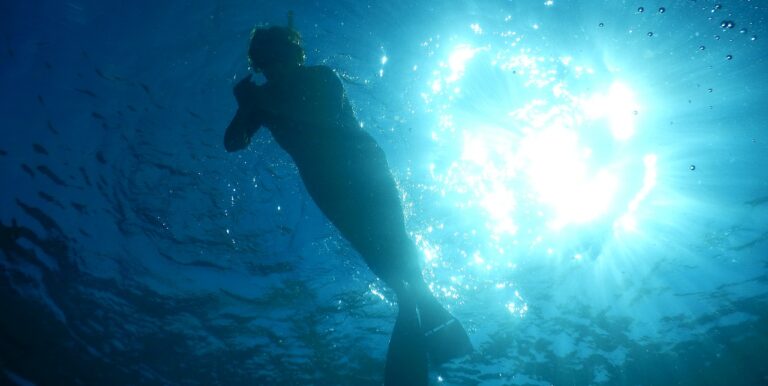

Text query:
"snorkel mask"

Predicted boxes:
[[247, 11, 305, 73]]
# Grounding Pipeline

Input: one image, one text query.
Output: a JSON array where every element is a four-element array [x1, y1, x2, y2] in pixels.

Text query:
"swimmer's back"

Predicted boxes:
[[265, 65, 358, 132]]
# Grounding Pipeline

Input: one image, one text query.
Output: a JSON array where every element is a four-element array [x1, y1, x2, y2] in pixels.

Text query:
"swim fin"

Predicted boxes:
[[384, 299, 428, 386], [417, 294, 473, 365]]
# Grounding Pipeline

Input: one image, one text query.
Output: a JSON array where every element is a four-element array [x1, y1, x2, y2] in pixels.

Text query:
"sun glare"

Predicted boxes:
[[446, 44, 484, 83], [419, 32, 656, 266], [581, 81, 640, 141]]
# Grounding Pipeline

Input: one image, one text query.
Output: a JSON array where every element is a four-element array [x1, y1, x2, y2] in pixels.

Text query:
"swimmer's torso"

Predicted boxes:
[[260, 66, 358, 145], [255, 65, 387, 173]]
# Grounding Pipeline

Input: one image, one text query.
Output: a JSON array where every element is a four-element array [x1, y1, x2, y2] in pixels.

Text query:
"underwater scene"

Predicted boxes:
[[1, 0, 767, 385]]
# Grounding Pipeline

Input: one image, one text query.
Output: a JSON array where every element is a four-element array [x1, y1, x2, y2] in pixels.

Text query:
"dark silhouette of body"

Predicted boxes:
[[224, 22, 472, 385]]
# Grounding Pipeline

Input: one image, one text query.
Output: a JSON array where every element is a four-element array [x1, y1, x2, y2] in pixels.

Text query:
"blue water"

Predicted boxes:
[[2, 1, 767, 385]]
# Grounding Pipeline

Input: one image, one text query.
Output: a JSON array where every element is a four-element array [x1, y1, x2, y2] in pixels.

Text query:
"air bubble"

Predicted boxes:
[[658, 7, 666, 13], [714, 4, 721, 10], [720, 20, 735, 29], [726, 54, 733, 60], [714, 35, 721, 40], [751, 35, 757, 41], [699, 45, 706, 50], [638, 6, 645, 13], [707, 88, 713, 93], [647, 31, 654, 37], [690, 165, 696, 171], [739, 28, 747, 34], [599, 22, 605, 27]]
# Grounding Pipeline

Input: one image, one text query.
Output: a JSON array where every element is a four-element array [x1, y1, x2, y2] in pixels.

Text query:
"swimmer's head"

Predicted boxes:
[[248, 25, 305, 73]]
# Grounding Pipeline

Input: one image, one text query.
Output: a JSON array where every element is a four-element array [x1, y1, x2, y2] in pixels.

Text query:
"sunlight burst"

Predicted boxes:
[[421, 37, 657, 263]]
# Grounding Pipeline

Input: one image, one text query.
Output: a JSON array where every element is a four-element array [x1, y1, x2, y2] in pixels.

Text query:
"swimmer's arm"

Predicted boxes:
[[224, 107, 262, 152], [224, 75, 264, 152]]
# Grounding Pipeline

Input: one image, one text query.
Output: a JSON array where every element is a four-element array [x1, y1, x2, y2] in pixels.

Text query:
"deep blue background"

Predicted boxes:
[[1, 0, 767, 385]]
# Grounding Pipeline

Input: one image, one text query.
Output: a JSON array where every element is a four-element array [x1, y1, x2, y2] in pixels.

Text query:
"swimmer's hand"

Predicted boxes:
[[224, 75, 264, 152], [234, 74, 261, 108]]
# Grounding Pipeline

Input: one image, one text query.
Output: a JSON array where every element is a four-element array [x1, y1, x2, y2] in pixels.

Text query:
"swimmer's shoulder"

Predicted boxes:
[[303, 65, 342, 85]]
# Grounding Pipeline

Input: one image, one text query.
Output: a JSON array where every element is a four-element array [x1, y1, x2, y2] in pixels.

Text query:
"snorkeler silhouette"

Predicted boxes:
[[224, 13, 472, 385]]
